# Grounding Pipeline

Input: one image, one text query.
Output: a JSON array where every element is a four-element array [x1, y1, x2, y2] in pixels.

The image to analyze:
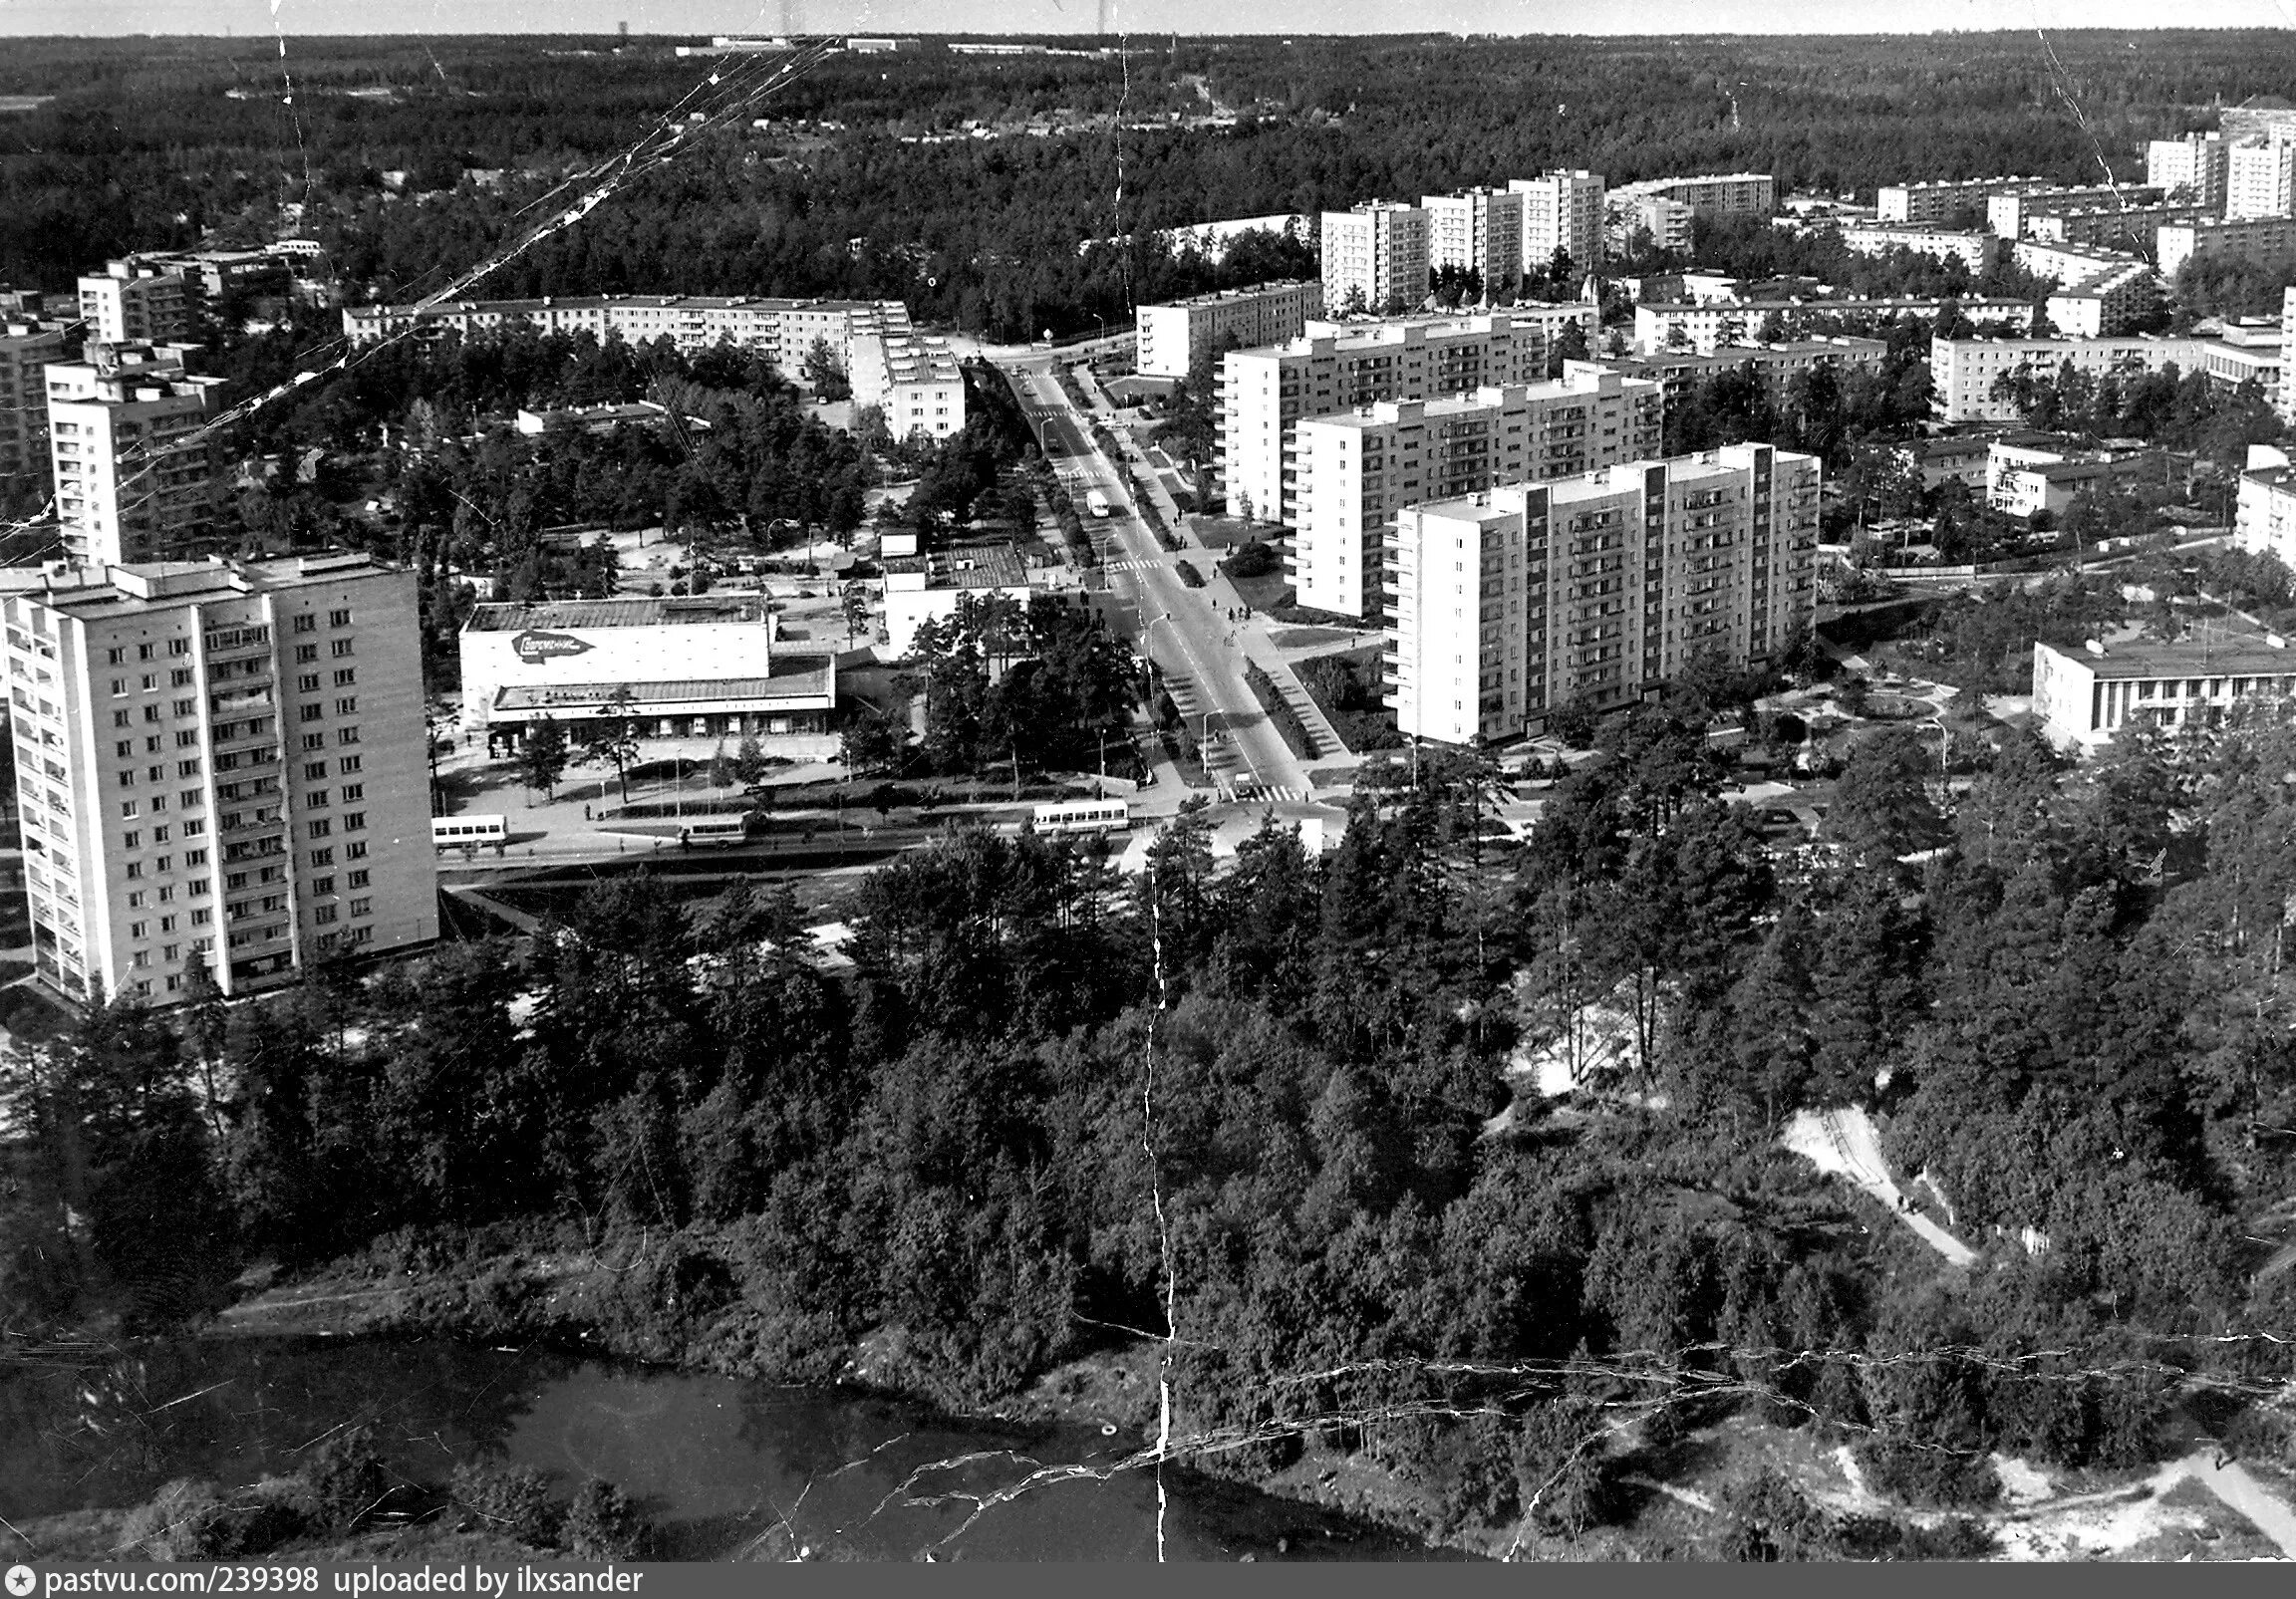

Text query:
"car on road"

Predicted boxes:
[[1086, 488, 1112, 517]]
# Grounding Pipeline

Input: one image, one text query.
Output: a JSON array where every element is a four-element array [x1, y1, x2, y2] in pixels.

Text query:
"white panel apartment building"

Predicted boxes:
[[2157, 216, 2296, 281], [1134, 281, 1324, 379], [1930, 332, 2280, 422], [340, 294, 968, 438], [1388, 443, 1820, 745], [1423, 188, 1526, 297], [1635, 296, 2035, 355], [1876, 176, 2055, 225], [5, 553, 437, 1004], [2148, 132, 2231, 210], [1987, 184, 2164, 237], [79, 258, 197, 346], [1287, 366, 1663, 619], [0, 318, 69, 487], [1611, 173, 1776, 221], [1510, 170, 1606, 274], [1216, 306, 1600, 527], [46, 344, 225, 567], [1837, 224, 1998, 271], [2228, 135, 2296, 220], [1319, 201, 1431, 316]]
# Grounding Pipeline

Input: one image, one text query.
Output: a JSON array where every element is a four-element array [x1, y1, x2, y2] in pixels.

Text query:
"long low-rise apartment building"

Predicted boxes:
[[2026, 201, 2212, 252], [1604, 337, 1888, 412], [1877, 176, 2056, 225], [342, 294, 968, 438], [1135, 280, 1324, 379], [1931, 332, 2280, 421], [1286, 366, 1663, 619], [1837, 223, 1998, 271], [1387, 442, 1821, 745], [2047, 261, 2164, 338], [1987, 184, 2165, 237], [1635, 295, 2034, 355], [2033, 634, 2296, 752], [2157, 216, 2296, 281], [1216, 305, 1598, 526]]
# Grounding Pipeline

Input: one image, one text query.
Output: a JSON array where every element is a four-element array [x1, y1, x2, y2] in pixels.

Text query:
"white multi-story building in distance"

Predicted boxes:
[[1134, 281, 1324, 379], [0, 317, 70, 488], [1387, 443, 1820, 745], [5, 552, 438, 1003], [2046, 261, 2163, 339], [1510, 169, 1606, 275], [2026, 202, 2214, 252], [1611, 172, 1777, 221], [46, 343, 225, 567], [1319, 200, 1431, 316], [1286, 366, 1663, 619], [2157, 215, 2296, 281], [1216, 306, 1599, 526], [1635, 295, 2035, 355], [1423, 187, 1526, 298], [2148, 132, 2232, 210], [78, 257, 197, 346], [2228, 134, 2296, 220]]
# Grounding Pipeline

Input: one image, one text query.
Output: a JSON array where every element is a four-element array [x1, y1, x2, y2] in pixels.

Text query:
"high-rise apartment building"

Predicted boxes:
[[1511, 170, 1607, 277], [45, 344, 224, 567], [1319, 201, 1431, 316], [1422, 188, 1526, 298], [78, 258, 198, 346], [2228, 135, 2296, 220], [0, 318, 69, 489], [5, 553, 438, 1004], [1216, 306, 1599, 527], [1134, 281, 1324, 379], [1386, 443, 1821, 745], [2148, 132, 2232, 211], [1286, 367, 1662, 619]]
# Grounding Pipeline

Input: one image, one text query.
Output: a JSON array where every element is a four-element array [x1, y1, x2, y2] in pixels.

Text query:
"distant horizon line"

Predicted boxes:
[[5, 24, 2292, 39]]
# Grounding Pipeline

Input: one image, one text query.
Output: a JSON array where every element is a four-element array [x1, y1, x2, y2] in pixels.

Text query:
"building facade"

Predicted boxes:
[[1837, 224, 1999, 271], [2228, 135, 2296, 220], [0, 318, 68, 488], [2148, 132, 2231, 210], [2156, 216, 2296, 281], [1988, 183, 2166, 238], [1510, 169, 1606, 275], [45, 344, 225, 568], [2033, 636, 2296, 752], [458, 595, 836, 744], [1611, 172, 1777, 220], [1319, 201, 1431, 315], [5, 553, 438, 1003], [2027, 202, 2214, 252], [2046, 261, 2164, 338], [1423, 188, 1527, 297], [1876, 176, 2054, 226], [2237, 455, 2296, 562], [78, 258, 197, 346], [1134, 281, 1324, 379], [1931, 332, 2279, 422], [1635, 296, 2034, 355], [1387, 443, 1821, 745], [1216, 306, 1599, 527], [1286, 366, 1663, 619]]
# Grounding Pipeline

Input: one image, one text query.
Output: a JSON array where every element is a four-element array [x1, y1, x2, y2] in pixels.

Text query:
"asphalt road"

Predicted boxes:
[[1008, 364, 1316, 804]]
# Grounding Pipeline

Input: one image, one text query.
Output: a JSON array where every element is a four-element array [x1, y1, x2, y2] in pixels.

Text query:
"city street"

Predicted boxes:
[[1007, 362, 1335, 815]]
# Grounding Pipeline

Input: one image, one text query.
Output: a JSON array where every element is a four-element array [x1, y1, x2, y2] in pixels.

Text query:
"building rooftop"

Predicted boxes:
[[491, 657, 834, 712], [1148, 280, 1319, 310], [2042, 634, 2296, 678], [26, 553, 402, 615], [464, 596, 769, 632]]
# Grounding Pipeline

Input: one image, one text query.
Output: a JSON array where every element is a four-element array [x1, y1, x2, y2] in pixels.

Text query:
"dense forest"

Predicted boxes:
[[4, 696, 2294, 1548], [2, 31, 2292, 339]]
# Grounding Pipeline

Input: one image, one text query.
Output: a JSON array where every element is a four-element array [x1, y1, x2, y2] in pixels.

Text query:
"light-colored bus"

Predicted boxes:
[[433, 815, 508, 848], [1031, 799, 1131, 835], [679, 816, 752, 848]]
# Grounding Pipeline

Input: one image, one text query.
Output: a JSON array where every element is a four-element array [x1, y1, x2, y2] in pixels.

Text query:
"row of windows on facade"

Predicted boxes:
[[96, 608, 354, 668]]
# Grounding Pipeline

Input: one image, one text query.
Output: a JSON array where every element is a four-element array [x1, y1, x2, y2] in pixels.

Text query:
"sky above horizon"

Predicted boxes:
[[2, 0, 2293, 38]]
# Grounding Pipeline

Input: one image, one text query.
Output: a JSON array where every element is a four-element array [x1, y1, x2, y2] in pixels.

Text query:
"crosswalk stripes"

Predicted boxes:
[[1225, 784, 1311, 805], [1099, 558, 1161, 573]]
